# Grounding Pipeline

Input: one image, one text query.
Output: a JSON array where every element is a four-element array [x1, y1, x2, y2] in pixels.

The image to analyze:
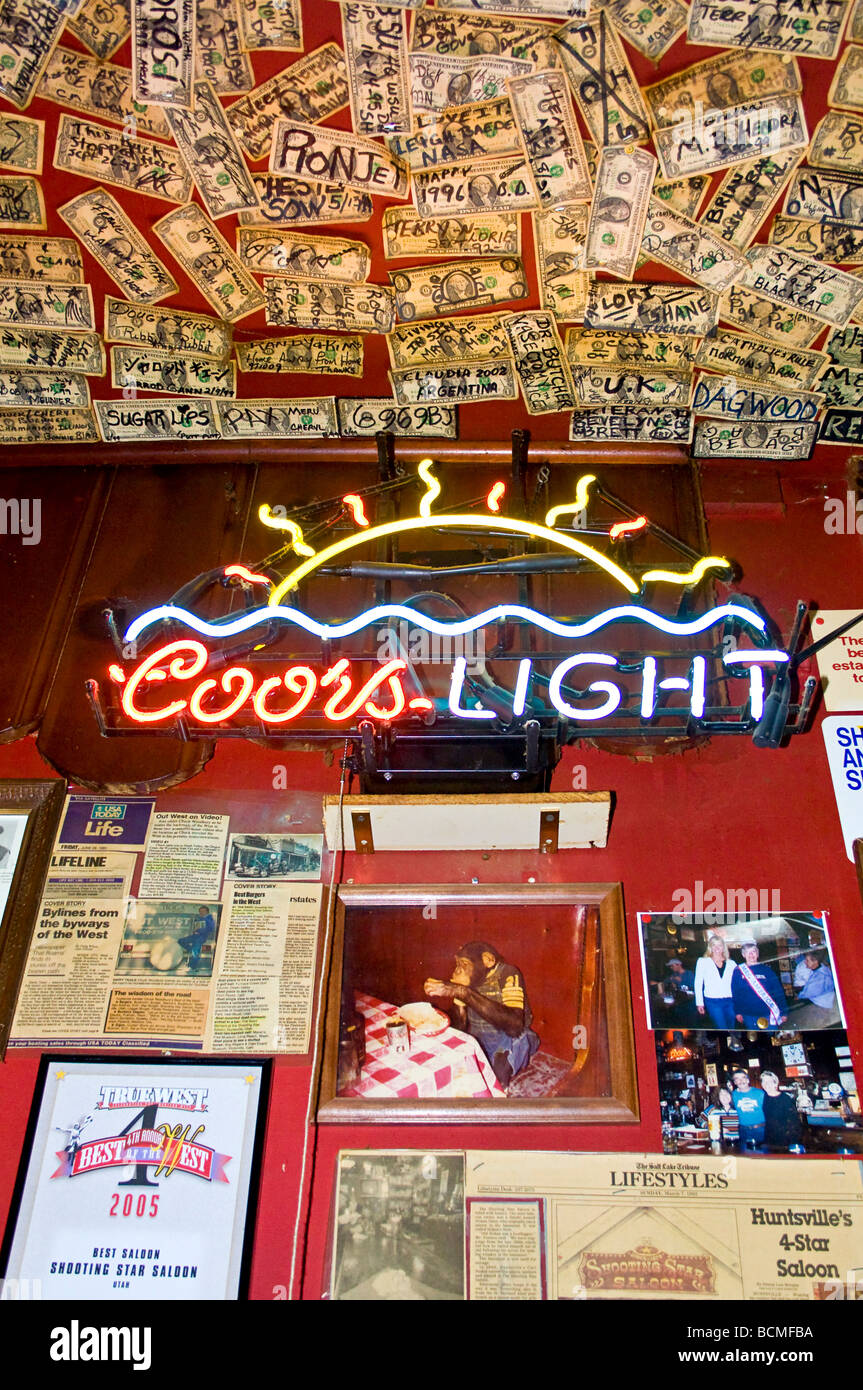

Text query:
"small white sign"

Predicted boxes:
[[822, 714, 863, 862], [813, 609, 863, 711]]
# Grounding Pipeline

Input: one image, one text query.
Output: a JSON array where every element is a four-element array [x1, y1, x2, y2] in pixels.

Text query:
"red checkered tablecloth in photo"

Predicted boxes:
[[340, 993, 506, 1100]]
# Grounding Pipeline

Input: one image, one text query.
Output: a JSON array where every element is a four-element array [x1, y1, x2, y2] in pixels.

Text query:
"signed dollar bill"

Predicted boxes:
[[153, 203, 265, 321], [809, 111, 863, 173], [390, 358, 518, 402], [236, 335, 363, 375], [0, 115, 43, 173], [604, 0, 688, 60], [195, 0, 253, 94], [0, 177, 45, 230], [110, 345, 236, 397], [571, 367, 692, 407], [67, 0, 131, 60], [238, 0, 302, 49], [554, 12, 651, 146], [265, 277, 396, 331], [692, 419, 817, 458], [566, 328, 698, 369], [719, 285, 825, 347], [504, 309, 575, 413], [37, 48, 172, 140], [641, 198, 748, 293], [585, 145, 656, 280], [238, 174, 374, 227], [853, 0, 863, 38], [813, 360, 863, 408], [699, 151, 803, 250], [0, 281, 95, 330], [386, 311, 509, 367], [823, 323, 863, 365], [390, 257, 528, 320], [382, 207, 520, 258], [643, 52, 801, 128], [654, 95, 808, 180], [95, 396, 222, 441], [341, 2, 411, 135], [412, 157, 539, 216], [769, 215, 863, 265], [237, 229, 371, 281], [696, 328, 826, 393], [0, 326, 104, 373], [534, 205, 589, 321], [337, 396, 458, 437], [132, 0, 195, 108], [569, 405, 693, 443], [104, 296, 233, 358], [0, 0, 68, 109], [585, 281, 719, 335], [687, 0, 850, 60], [407, 54, 532, 116], [784, 168, 863, 225], [828, 42, 863, 110], [692, 372, 824, 422], [54, 115, 193, 203], [270, 120, 409, 198], [819, 407, 863, 443], [507, 69, 591, 207], [0, 406, 99, 443], [226, 45, 350, 162], [58, 189, 178, 303], [436, 0, 583, 13], [0, 368, 90, 409], [739, 244, 863, 327], [410, 9, 555, 65], [216, 397, 338, 437], [0, 236, 82, 283], [386, 96, 520, 172], [166, 80, 258, 219], [652, 174, 710, 221]]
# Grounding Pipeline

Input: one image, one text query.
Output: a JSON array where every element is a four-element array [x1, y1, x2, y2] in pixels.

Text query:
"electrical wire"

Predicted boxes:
[[287, 738, 350, 1301]]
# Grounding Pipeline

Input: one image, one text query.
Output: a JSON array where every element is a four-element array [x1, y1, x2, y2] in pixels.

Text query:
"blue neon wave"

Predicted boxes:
[[124, 602, 767, 645]]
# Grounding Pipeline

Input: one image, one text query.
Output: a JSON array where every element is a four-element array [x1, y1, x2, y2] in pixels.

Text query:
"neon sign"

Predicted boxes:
[[89, 462, 812, 746]]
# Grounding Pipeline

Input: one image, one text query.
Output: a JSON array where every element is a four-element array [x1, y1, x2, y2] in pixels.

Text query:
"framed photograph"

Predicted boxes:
[[0, 779, 66, 1054], [637, 910, 845, 1034], [317, 883, 639, 1125], [0, 1056, 270, 1300]]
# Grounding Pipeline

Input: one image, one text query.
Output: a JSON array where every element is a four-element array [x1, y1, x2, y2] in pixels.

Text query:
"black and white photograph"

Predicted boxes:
[[331, 1151, 465, 1300]]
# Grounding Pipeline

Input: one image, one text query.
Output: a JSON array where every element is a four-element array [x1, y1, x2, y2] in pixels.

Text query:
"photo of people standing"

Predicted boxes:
[[655, 1031, 860, 1157], [639, 911, 845, 1034]]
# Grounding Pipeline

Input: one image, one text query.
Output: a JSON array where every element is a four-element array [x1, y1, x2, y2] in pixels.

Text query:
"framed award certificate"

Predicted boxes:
[[1, 1056, 269, 1300]]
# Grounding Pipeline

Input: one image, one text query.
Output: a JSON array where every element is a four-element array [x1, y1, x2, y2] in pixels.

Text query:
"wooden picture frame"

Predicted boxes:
[[0, 779, 66, 1055], [317, 883, 639, 1125]]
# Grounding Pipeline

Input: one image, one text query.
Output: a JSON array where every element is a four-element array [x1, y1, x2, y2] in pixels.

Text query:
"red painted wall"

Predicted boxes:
[[0, 458, 861, 1298]]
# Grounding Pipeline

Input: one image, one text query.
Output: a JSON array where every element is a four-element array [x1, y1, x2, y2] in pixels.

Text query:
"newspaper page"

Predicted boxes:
[[138, 811, 229, 899], [465, 1151, 863, 1300], [210, 882, 322, 1053], [9, 850, 137, 1046], [9, 801, 323, 1054]]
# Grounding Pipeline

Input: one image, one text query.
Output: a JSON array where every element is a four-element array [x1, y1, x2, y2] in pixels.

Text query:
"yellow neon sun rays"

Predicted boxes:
[[260, 465, 731, 605]]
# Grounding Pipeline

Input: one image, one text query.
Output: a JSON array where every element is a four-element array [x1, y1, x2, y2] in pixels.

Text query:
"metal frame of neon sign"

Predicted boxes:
[[87, 456, 817, 757]]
